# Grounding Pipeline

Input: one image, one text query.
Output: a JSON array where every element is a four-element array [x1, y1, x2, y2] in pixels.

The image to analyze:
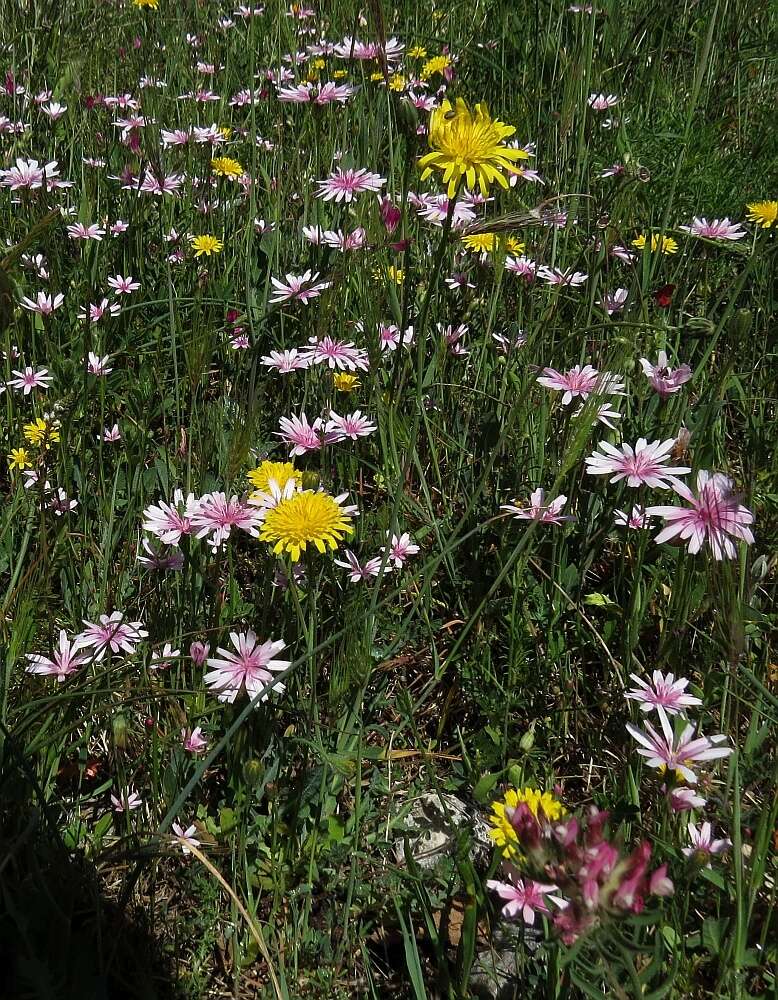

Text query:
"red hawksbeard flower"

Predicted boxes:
[[654, 284, 675, 308]]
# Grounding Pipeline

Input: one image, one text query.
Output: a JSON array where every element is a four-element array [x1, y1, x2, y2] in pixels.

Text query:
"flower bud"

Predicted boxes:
[[301, 471, 320, 491]]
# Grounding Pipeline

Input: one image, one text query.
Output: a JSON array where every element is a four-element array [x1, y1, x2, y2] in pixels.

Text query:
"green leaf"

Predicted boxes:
[[472, 771, 500, 804]]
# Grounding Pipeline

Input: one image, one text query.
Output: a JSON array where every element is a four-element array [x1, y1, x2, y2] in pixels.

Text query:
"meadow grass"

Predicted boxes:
[[0, 0, 776, 997]]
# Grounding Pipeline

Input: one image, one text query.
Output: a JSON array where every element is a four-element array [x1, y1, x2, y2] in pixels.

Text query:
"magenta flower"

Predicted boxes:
[[326, 410, 377, 441], [379, 196, 402, 233], [585, 438, 691, 490], [614, 506, 654, 530], [537, 266, 588, 286], [269, 270, 331, 305], [647, 471, 754, 560], [172, 821, 200, 854], [588, 92, 619, 110], [316, 167, 386, 203], [107, 274, 141, 295], [486, 871, 564, 925], [7, 366, 52, 394], [501, 488, 576, 525], [20, 291, 64, 316], [668, 786, 707, 812], [187, 493, 263, 549], [87, 352, 113, 375], [112, 789, 143, 812], [260, 348, 311, 373], [679, 218, 746, 241], [142, 490, 193, 545], [78, 298, 121, 323], [76, 612, 148, 661], [639, 351, 692, 399], [334, 549, 384, 582], [626, 710, 732, 783], [382, 532, 420, 569], [204, 630, 290, 704], [537, 365, 624, 404], [276, 411, 335, 457], [682, 822, 731, 866], [305, 336, 370, 371], [67, 222, 105, 241], [25, 630, 92, 682], [182, 726, 208, 752], [625, 670, 702, 717]]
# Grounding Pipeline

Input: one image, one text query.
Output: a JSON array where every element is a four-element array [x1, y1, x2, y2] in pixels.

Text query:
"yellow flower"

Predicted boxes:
[[312, 57, 326, 71], [488, 787, 566, 859], [23, 418, 59, 448], [247, 460, 300, 494], [408, 45, 428, 59], [388, 74, 407, 93], [386, 265, 404, 284], [218, 126, 232, 140], [420, 54, 452, 80], [745, 200, 777, 229], [133, 0, 158, 8], [8, 447, 31, 471], [461, 233, 525, 255], [190, 235, 224, 257], [333, 69, 348, 80], [631, 233, 679, 255], [211, 156, 244, 180], [259, 490, 353, 562], [419, 98, 528, 198], [333, 373, 360, 393], [370, 71, 385, 82]]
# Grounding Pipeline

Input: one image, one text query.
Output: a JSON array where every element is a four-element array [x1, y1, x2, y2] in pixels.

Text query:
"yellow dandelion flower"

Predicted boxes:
[[388, 74, 407, 92], [333, 372, 360, 393], [259, 490, 353, 562], [218, 126, 232, 140], [247, 460, 300, 494], [631, 233, 679, 255], [190, 234, 224, 257], [386, 265, 404, 284], [312, 57, 326, 71], [211, 156, 244, 180], [333, 69, 348, 80], [408, 45, 428, 59], [23, 418, 60, 448], [419, 98, 529, 198], [370, 71, 385, 82], [8, 447, 31, 471], [420, 54, 452, 80], [133, 0, 158, 8], [461, 233, 525, 255], [488, 787, 566, 859], [745, 200, 777, 229]]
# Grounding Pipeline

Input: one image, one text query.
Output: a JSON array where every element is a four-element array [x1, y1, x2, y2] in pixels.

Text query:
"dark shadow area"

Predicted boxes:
[[0, 750, 179, 1000]]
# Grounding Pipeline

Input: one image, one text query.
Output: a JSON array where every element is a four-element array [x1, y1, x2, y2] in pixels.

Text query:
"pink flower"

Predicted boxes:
[[598, 288, 629, 314], [625, 670, 702, 716], [679, 218, 746, 241], [682, 822, 731, 866], [87, 352, 113, 375], [261, 348, 311, 373], [172, 821, 200, 854], [574, 401, 622, 430], [647, 471, 754, 560], [107, 274, 140, 295], [649, 864, 674, 898], [103, 424, 121, 442], [333, 550, 384, 582], [614, 506, 653, 530], [626, 710, 732, 783], [76, 612, 148, 661], [20, 291, 64, 316], [501, 488, 576, 525], [538, 365, 624, 405], [307, 336, 370, 371], [190, 641, 210, 666], [378, 324, 414, 352], [505, 255, 538, 279], [187, 493, 263, 549], [182, 726, 208, 752], [67, 222, 105, 241], [110, 220, 129, 235], [585, 438, 691, 490], [322, 227, 367, 252], [668, 786, 707, 812], [25, 630, 91, 681], [486, 872, 564, 924], [112, 789, 143, 812], [492, 330, 527, 353], [601, 163, 625, 178], [137, 538, 184, 571], [537, 266, 588, 286], [139, 171, 184, 196], [269, 270, 331, 305], [7, 366, 52, 394], [0, 157, 69, 190], [588, 92, 619, 110], [326, 410, 377, 441], [379, 196, 402, 233], [639, 351, 692, 399], [151, 643, 180, 670], [204, 630, 290, 704], [316, 167, 386, 203], [276, 411, 334, 456], [439, 323, 469, 356], [78, 298, 121, 323], [382, 532, 420, 569], [143, 490, 193, 545]]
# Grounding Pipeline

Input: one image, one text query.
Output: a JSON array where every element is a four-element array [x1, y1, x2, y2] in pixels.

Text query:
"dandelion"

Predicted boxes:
[[133, 0, 159, 8], [190, 235, 224, 257], [585, 439, 690, 490], [626, 710, 732, 783], [501, 489, 576, 525], [461, 233, 524, 255], [420, 53, 453, 80], [23, 418, 60, 447], [625, 671, 702, 717], [631, 233, 679, 255], [204, 631, 290, 704], [211, 156, 244, 179], [259, 490, 354, 561], [8, 448, 32, 471], [247, 461, 300, 495], [419, 98, 528, 197], [25, 630, 91, 681], [489, 787, 566, 858], [745, 200, 777, 229], [333, 373, 360, 393], [646, 470, 755, 560]]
